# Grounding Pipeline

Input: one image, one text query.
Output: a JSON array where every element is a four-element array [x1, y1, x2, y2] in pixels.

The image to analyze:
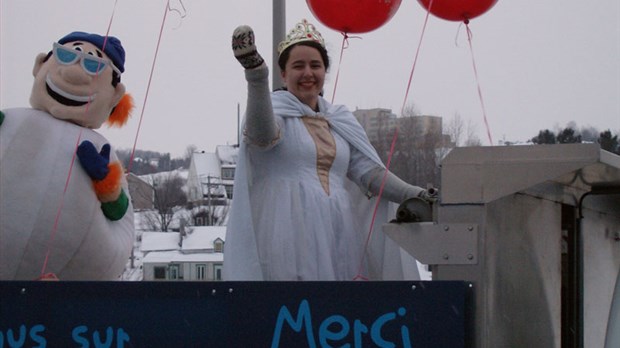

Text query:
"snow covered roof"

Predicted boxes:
[[192, 152, 221, 179], [138, 169, 188, 185], [142, 250, 223, 263], [140, 232, 180, 252], [216, 145, 238, 165], [182, 226, 226, 252]]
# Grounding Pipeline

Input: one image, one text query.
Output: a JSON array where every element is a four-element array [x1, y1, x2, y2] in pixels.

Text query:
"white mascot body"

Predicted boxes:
[[0, 32, 135, 280]]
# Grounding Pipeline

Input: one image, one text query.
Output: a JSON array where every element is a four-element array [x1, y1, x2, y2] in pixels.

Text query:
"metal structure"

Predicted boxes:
[[272, 0, 285, 90], [384, 144, 620, 347]]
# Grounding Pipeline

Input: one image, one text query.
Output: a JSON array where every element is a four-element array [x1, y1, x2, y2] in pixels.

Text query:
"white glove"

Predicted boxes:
[[232, 25, 264, 70]]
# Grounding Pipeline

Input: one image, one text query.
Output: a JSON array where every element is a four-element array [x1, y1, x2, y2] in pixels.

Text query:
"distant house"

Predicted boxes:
[[216, 145, 238, 199], [127, 169, 188, 213], [191, 205, 230, 226], [186, 145, 238, 205], [140, 226, 225, 281], [126, 172, 154, 211]]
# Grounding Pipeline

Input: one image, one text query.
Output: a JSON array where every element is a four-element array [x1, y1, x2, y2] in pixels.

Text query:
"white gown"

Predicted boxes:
[[248, 113, 376, 280], [224, 91, 417, 281]]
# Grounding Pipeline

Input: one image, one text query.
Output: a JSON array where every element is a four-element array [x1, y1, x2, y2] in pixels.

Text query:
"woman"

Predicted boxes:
[[224, 19, 436, 281]]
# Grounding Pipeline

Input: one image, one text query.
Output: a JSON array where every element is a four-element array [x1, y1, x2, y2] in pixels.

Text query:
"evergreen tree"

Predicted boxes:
[[556, 128, 582, 144], [531, 129, 556, 144], [531, 126, 620, 155], [599, 130, 620, 154]]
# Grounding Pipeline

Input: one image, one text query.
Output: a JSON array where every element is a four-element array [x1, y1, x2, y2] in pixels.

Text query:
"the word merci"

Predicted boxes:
[[271, 299, 412, 348]]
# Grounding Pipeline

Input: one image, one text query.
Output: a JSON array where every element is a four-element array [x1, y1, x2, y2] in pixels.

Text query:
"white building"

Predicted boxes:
[[140, 226, 225, 281], [352, 108, 399, 143], [186, 145, 238, 205]]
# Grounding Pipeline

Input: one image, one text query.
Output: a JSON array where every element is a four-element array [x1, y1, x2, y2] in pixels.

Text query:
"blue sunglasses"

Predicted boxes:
[[53, 42, 120, 76]]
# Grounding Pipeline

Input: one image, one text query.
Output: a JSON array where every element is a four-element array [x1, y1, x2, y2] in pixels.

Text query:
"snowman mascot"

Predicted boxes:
[[0, 32, 135, 280]]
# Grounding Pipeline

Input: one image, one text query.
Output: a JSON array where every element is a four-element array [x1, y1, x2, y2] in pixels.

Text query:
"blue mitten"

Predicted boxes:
[[77, 141, 110, 181], [76, 140, 128, 221]]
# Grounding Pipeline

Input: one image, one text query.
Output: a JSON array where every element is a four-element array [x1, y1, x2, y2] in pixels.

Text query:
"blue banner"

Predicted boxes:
[[1, 281, 470, 347]]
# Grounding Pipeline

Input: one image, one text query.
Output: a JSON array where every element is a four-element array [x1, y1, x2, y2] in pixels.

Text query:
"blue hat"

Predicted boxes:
[[58, 31, 125, 73]]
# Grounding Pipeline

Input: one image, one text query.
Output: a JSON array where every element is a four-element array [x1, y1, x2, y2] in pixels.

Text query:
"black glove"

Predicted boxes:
[[77, 141, 110, 181], [232, 25, 265, 69]]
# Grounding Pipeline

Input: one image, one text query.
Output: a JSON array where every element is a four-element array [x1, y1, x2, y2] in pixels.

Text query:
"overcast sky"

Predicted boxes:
[[2, 0, 619, 157]]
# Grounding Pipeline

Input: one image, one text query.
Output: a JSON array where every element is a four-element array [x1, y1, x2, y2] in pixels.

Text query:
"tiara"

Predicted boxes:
[[277, 19, 326, 55]]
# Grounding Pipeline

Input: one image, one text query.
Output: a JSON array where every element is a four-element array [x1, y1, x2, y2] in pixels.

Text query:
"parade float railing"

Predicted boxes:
[[3, 143, 618, 347], [385, 143, 620, 348]]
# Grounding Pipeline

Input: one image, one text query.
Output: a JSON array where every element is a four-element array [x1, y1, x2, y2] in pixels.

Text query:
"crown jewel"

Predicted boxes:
[[277, 19, 325, 55]]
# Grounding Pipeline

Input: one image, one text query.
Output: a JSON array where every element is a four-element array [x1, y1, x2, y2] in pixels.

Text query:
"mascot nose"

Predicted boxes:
[[59, 64, 92, 85]]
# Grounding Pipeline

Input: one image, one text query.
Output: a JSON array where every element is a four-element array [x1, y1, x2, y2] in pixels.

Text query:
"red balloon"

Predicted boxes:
[[306, 0, 402, 34], [417, 0, 498, 22]]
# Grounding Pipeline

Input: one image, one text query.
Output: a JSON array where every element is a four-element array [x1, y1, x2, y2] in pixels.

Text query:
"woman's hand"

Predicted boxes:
[[418, 187, 439, 203], [232, 25, 265, 70]]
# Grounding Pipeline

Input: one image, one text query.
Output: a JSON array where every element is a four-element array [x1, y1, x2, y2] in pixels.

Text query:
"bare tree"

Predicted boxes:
[[445, 112, 465, 147], [370, 103, 441, 189], [142, 171, 187, 232], [445, 112, 481, 147], [464, 118, 482, 146], [401, 103, 421, 118], [184, 144, 197, 162]]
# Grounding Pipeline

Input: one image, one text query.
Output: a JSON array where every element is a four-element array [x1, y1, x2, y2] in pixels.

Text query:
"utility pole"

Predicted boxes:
[[206, 175, 212, 225], [205, 175, 224, 226], [273, 0, 286, 90], [237, 102, 240, 147]]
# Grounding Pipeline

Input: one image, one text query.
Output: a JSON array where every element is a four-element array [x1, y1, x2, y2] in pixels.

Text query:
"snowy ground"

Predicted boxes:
[[120, 239, 432, 282], [123, 211, 433, 281]]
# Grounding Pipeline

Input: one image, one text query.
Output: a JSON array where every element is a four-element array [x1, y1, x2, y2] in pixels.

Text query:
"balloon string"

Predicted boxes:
[[330, 32, 348, 104], [39, 0, 121, 278], [128, 0, 172, 172], [40, 130, 84, 278], [353, 0, 434, 281], [353, 126, 399, 281], [330, 33, 361, 103], [400, 0, 433, 114], [103, 0, 120, 43], [465, 21, 493, 145]]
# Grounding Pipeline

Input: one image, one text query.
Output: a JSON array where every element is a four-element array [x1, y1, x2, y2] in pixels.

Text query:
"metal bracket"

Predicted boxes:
[[383, 222, 478, 265]]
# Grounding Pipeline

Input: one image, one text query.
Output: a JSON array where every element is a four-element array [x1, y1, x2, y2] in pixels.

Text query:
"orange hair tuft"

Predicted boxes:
[[107, 93, 134, 127]]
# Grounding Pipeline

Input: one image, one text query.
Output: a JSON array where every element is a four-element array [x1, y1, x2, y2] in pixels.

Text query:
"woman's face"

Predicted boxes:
[[281, 44, 326, 110]]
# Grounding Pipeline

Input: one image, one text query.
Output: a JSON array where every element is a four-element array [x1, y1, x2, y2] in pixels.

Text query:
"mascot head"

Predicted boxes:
[[29, 31, 132, 129]]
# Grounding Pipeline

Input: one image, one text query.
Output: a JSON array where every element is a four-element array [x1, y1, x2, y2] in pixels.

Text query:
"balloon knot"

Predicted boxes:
[[37, 273, 60, 281], [353, 274, 369, 281]]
